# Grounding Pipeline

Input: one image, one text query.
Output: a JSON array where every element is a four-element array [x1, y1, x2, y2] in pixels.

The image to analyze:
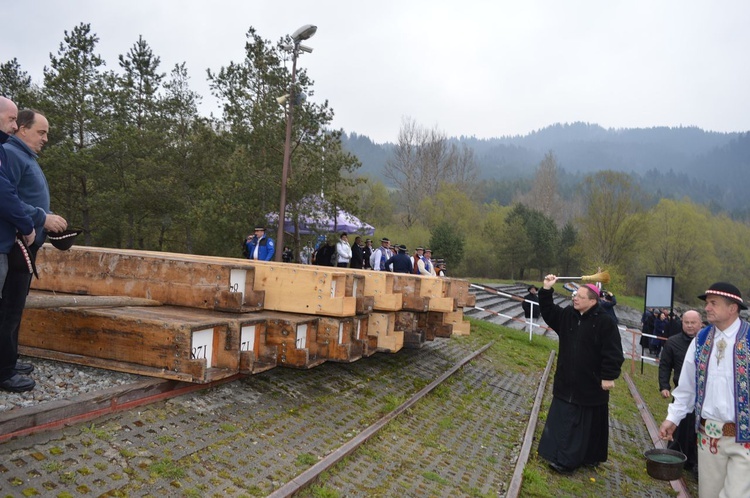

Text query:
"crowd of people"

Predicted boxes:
[[640, 307, 684, 356], [243, 230, 447, 277]]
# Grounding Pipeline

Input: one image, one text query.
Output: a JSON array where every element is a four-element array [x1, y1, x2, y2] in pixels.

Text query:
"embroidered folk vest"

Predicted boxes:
[[694, 320, 750, 442]]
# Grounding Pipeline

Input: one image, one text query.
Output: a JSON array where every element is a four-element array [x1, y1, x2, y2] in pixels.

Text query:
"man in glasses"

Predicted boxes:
[[537, 275, 624, 474]]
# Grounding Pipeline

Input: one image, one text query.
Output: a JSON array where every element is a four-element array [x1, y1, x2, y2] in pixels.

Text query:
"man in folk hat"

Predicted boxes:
[[435, 259, 446, 277], [385, 244, 412, 274], [369, 237, 392, 271], [0, 109, 67, 393], [659, 282, 750, 498], [414, 247, 436, 276], [537, 275, 624, 473], [245, 226, 275, 261], [410, 246, 424, 273]]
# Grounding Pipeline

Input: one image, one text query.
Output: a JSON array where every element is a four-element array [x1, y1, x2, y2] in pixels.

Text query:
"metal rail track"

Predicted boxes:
[[266, 344, 556, 498]]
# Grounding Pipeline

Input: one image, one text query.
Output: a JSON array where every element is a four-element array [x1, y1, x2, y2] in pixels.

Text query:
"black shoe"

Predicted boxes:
[[548, 461, 574, 475], [582, 462, 600, 468], [14, 361, 34, 375], [0, 374, 35, 392]]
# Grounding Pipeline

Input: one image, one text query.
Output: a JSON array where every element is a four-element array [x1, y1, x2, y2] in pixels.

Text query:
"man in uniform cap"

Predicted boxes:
[[245, 226, 275, 261], [659, 282, 750, 498]]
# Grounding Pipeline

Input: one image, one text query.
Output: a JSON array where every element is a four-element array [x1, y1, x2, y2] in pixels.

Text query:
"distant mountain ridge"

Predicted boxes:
[[342, 122, 750, 213]]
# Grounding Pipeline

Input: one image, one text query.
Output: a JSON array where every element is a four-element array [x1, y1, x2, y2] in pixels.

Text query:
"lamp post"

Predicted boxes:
[[275, 24, 317, 262]]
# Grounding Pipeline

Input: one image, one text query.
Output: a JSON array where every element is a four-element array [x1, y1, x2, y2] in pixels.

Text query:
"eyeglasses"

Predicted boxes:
[[571, 291, 593, 300]]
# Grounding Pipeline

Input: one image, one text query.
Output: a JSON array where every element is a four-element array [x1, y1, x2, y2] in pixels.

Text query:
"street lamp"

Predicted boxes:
[[275, 24, 317, 262]]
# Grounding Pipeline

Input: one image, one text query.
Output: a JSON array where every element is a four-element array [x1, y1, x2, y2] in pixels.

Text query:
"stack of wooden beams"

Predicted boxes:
[[19, 245, 474, 383]]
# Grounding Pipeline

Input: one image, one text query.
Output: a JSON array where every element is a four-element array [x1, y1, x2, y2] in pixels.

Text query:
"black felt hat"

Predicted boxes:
[[698, 282, 747, 310], [47, 229, 82, 251], [9, 234, 38, 277]]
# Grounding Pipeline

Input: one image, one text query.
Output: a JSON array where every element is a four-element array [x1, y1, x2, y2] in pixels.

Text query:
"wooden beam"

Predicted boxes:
[[396, 311, 425, 349], [440, 278, 475, 307], [345, 268, 403, 311], [20, 306, 240, 383], [367, 312, 404, 353], [33, 246, 263, 313], [251, 264, 357, 317], [25, 291, 162, 309]]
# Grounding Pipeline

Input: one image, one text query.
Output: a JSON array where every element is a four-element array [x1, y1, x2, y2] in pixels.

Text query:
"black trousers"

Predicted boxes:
[[0, 254, 34, 381]]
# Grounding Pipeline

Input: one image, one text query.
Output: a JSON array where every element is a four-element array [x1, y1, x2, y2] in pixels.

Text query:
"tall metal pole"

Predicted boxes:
[[275, 45, 299, 262]]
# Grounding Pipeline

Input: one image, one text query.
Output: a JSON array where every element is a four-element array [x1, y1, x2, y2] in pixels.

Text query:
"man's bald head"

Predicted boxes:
[[0, 96, 19, 134], [681, 309, 702, 338]]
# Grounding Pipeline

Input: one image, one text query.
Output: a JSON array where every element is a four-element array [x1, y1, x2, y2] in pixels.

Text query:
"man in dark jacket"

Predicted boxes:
[[521, 285, 541, 320], [598, 290, 619, 324], [384, 244, 412, 274], [313, 239, 335, 266], [537, 275, 624, 474], [350, 236, 364, 269], [1, 109, 67, 393], [362, 239, 373, 269], [0, 97, 36, 290], [658, 309, 701, 472]]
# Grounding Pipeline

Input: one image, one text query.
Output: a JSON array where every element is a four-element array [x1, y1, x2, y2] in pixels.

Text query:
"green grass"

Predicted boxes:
[[617, 294, 645, 311], [441, 320, 683, 497], [148, 458, 186, 479]]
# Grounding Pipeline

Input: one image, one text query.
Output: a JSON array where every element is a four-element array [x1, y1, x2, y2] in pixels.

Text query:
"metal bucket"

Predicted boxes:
[[644, 448, 686, 481]]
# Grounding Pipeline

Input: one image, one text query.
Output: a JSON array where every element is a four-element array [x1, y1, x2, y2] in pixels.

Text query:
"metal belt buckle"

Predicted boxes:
[[704, 419, 725, 438]]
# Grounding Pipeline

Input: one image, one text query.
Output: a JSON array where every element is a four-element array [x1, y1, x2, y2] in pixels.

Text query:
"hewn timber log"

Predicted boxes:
[[20, 306, 240, 383], [34, 246, 361, 316], [417, 311, 454, 340], [353, 315, 377, 357], [391, 274, 455, 313], [25, 291, 162, 309], [367, 312, 404, 352], [33, 246, 264, 313], [345, 268, 403, 311], [439, 278, 474, 308], [395, 311, 425, 349]]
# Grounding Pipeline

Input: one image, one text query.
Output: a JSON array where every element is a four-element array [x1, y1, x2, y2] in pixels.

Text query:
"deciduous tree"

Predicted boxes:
[[576, 171, 644, 269]]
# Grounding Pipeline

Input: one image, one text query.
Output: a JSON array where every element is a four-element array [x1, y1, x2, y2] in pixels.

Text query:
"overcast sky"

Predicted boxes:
[[2, 0, 748, 143]]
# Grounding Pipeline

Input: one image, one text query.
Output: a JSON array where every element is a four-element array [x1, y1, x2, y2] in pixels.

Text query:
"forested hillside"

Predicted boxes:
[[342, 123, 748, 214]]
